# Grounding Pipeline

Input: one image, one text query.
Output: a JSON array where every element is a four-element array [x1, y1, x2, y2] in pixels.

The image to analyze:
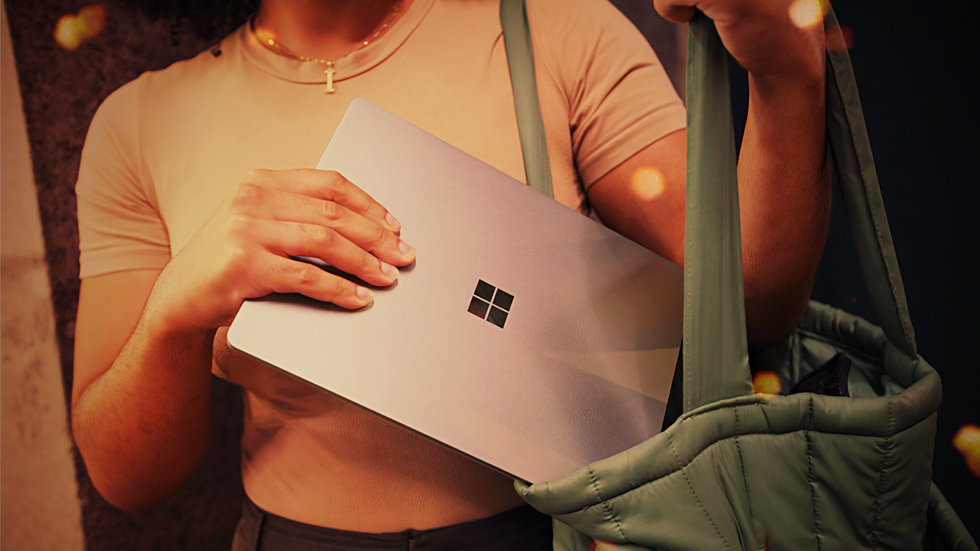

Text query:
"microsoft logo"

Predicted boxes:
[[467, 280, 513, 328]]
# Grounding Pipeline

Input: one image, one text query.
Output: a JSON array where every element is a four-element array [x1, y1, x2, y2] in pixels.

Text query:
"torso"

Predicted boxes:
[[202, 0, 573, 529], [77, 0, 685, 531], [215, 329, 525, 529]]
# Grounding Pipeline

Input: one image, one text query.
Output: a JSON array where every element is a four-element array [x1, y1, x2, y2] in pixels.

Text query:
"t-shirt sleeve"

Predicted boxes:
[[529, 0, 686, 189], [76, 79, 172, 279]]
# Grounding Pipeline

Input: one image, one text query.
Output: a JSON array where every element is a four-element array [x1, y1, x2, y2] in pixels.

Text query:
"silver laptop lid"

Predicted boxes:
[[228, 99, 682, 483]]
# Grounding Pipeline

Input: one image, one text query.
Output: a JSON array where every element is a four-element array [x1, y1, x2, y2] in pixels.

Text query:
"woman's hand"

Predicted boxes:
[[148, 168, 417, 334], [72, 168, 416, 510], [654, 0, 825, 78]]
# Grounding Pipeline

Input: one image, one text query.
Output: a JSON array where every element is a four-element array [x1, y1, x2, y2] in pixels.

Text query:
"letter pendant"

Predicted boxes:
[[324, 62, 336, 94]]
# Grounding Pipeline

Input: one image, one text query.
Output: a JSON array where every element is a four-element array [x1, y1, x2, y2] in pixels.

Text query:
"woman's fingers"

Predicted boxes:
[[236, 169, 416, 267], [198, 168, 415, 316], [235, 184, 415, 267], [243, 169, 400, 233], [263, 219, 399, 288], [221, 217, 385, 310], [264, 255, 374, 310]]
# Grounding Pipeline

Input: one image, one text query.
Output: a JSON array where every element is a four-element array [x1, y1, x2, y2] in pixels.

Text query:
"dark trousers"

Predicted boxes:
[[232, 495, 553, 551]]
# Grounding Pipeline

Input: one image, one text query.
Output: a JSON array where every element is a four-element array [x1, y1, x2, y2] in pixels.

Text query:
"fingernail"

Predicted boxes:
[[380, 260, 398, 278], [385, 212, 400, 230], [398, 240, 415, 257], [356, 286, 373, 300]]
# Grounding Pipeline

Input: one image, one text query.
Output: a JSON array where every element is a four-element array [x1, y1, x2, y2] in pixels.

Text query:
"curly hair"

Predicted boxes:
[[124, 0, 260, 42]]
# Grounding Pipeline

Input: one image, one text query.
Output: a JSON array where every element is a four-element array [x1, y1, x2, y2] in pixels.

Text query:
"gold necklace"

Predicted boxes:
[[252, 2, 403, 94]]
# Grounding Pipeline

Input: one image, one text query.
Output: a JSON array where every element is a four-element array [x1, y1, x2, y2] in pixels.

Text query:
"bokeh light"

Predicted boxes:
[[54, 5, 106, 51], [788, 0, 827, 30], [630, 167, 666, 202], [752, 371, 782, 395], [952, 423, 980, 478]]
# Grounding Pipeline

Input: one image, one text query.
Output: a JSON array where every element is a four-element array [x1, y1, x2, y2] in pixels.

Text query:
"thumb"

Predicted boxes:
[[653, 0, 697, 24]]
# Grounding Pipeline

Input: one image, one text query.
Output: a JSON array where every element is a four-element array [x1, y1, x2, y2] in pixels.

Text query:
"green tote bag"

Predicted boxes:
[[499, 1, 977, 549]]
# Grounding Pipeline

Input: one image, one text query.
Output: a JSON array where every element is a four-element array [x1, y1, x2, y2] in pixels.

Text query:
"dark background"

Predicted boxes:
[[796, 1, 978, 532], [6, 0, 977, 547], [729, 0, 979, 528], [728, 1, 978, 533]]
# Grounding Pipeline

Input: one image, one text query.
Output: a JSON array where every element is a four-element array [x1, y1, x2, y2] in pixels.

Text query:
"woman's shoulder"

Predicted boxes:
[[96, 25, 246, 121], [523, 0, 665, 73]]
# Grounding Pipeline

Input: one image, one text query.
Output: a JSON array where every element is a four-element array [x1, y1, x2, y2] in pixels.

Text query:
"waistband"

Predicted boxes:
[[234, 494, 553, 551]]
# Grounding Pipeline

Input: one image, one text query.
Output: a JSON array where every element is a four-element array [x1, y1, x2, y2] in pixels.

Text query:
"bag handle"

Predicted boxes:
[[500, 2, 919, 412], [682, 13, 753, 410], [821, 9, 917, 358], [500, 0, 553, 198], [685, 10, 919, 384]]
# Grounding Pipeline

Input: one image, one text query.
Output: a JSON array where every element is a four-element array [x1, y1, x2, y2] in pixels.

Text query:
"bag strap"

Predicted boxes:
[[822, 9, 917, 357], [501, 3, 919, 412], [683, 14, 753, 410], [499, 2, 753, 409], [500, 0, 554, 197], [685, 11, 920, 408]]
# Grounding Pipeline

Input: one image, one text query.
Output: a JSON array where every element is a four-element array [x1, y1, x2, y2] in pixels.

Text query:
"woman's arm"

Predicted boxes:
[[72, 169, 416, 511]]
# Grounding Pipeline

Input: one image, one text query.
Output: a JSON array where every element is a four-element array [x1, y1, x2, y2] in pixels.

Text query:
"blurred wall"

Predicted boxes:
[[2, 1, 246, 549], [0, 1, 86, 549]]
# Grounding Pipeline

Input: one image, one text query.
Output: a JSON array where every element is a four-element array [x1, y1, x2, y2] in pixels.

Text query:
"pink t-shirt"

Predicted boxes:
[[76, 0, 685, 528]]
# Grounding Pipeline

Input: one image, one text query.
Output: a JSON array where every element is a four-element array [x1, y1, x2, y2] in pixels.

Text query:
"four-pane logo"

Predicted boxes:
[[467, 280, 513, 328]]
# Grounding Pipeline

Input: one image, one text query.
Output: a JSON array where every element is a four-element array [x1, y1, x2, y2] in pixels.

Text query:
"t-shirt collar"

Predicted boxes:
[[238, 0, 435, 85]]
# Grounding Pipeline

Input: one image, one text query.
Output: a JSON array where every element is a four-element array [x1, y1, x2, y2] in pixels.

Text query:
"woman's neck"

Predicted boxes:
[[255, 0, 407, 61]]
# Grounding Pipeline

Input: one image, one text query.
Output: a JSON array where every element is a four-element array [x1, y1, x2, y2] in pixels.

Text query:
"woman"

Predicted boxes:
[[71, 0, 829, 548]]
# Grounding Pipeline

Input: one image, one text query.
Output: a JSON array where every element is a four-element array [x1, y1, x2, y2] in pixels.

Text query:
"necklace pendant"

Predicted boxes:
[[324, 62, 336, 94]]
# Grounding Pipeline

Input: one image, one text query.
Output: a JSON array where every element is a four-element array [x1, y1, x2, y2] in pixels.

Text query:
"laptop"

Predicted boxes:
[[227, 99, 682, 484]]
